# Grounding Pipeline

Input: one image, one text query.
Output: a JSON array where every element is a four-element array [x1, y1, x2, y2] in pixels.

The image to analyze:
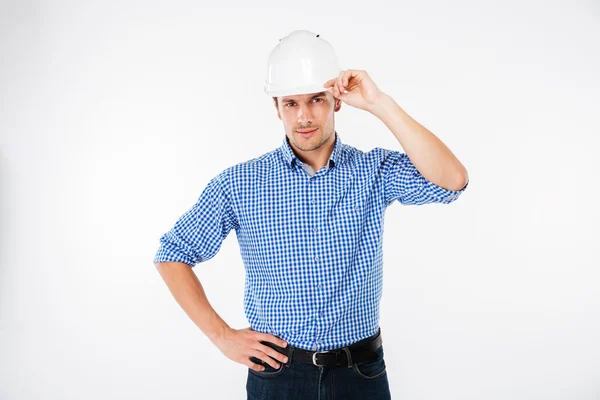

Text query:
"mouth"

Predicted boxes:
[[297, 128, 318, 136]]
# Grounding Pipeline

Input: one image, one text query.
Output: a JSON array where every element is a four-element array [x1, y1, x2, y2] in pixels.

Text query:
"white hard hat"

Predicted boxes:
[[264, 30, 341, 98]]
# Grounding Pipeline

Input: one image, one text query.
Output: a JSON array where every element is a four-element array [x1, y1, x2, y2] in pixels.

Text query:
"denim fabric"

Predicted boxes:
[[246, 343, 391, 399]]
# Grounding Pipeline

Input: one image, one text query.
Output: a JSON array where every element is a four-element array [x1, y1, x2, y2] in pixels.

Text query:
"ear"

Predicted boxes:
[[334, 99, 342, 112], [273, 98, 282, 120]]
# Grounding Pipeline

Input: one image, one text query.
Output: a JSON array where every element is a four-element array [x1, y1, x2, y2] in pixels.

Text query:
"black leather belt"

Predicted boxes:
[[256, 327, 383, 368]]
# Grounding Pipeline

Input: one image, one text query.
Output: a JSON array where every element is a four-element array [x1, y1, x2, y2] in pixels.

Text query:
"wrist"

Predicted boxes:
[[207, 323, 231, 344], [368, 91, 393, 117]]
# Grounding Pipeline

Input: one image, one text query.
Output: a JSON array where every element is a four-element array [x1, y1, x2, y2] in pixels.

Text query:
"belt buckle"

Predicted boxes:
[[312, 350, 331, 366]]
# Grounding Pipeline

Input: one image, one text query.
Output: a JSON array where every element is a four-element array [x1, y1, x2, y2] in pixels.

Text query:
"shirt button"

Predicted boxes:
[[311, 199, 316, 204], [319, 311, 324, 317], [314, 256, 319, 261], [316, 283, 322, 289], [312, 227, 317, 233]]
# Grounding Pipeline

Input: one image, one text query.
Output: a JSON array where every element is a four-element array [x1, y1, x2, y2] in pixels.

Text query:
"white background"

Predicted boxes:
[[1, 1, 599, 399]]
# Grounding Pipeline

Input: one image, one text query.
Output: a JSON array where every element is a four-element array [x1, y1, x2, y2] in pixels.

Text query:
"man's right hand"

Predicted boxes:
[[212, 326, 289, 372]]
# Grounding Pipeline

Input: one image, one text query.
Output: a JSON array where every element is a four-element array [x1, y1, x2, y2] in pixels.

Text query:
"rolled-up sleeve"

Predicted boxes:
[[153, 172, 239, 267], [381, 149, 468, 206]]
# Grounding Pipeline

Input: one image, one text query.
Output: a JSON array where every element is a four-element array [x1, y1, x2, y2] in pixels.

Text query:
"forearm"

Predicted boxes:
[[369, 93, 468, 191], [155, 261, 230, 343]]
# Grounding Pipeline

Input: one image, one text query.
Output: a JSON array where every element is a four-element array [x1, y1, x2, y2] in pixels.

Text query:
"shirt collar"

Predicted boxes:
[[279, 130, 345, 170]]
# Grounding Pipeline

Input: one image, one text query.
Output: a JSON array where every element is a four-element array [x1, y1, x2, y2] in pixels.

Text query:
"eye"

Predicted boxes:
[[285, 98, 323, 107]]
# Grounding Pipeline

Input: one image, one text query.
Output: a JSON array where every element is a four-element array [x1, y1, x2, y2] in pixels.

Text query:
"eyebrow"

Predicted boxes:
[[281, 92, 327, 102]]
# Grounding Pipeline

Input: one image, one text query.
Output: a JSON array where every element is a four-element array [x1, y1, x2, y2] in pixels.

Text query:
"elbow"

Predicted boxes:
[[449, 170, 469, 191], [458, 170, 469, 190]]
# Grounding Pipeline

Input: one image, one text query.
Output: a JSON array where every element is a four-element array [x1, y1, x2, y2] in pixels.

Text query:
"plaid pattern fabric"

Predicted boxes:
[[153, 131, 468, 351]]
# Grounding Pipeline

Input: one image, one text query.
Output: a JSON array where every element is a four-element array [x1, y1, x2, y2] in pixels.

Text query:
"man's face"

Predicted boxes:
[[274, 91, 341, 152]]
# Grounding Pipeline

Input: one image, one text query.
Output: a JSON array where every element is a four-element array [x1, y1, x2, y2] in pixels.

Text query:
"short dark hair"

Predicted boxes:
[[273, 96, 278, 106]]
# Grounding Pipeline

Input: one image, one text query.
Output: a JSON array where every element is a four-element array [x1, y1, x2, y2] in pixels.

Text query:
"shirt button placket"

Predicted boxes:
[[310, 191, 320, 341]]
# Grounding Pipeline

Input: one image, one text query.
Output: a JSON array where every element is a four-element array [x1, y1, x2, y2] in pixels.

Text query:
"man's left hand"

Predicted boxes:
[[323, 69, 385, 113]]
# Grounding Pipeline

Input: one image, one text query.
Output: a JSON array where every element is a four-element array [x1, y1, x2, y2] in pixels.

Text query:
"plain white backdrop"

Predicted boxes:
[[1, 0, 599, 399]]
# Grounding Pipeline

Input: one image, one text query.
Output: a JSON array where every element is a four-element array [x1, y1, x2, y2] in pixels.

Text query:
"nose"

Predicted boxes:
[[296, 103, 313, 126]]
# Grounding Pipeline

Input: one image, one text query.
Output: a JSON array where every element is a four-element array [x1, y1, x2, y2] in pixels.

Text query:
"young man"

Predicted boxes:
[[153, 30, 468, 399]]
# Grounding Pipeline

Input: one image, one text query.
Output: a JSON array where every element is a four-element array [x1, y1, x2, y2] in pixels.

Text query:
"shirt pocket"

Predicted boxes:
[[332, 190, 367, 227], [336, 182, 370, 214], [339, 197, 363, 213]]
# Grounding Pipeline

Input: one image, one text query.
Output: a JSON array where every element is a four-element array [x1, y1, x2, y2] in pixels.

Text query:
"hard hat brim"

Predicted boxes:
[[264, 82, 330, 98]]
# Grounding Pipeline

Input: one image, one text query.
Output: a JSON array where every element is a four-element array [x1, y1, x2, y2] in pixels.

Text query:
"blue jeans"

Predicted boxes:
[[246, 343, 392, 399]]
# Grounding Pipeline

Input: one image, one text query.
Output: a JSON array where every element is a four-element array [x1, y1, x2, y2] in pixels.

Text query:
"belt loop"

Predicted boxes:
[[285, 346, 294, 367], [342, 346, 353, 368]]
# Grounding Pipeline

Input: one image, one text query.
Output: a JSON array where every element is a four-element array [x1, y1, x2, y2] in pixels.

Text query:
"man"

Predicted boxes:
[[153, 30, 468, 399]]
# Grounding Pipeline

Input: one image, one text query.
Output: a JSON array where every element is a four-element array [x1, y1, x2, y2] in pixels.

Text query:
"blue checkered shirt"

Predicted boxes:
[[153, 131, 468, 351]]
